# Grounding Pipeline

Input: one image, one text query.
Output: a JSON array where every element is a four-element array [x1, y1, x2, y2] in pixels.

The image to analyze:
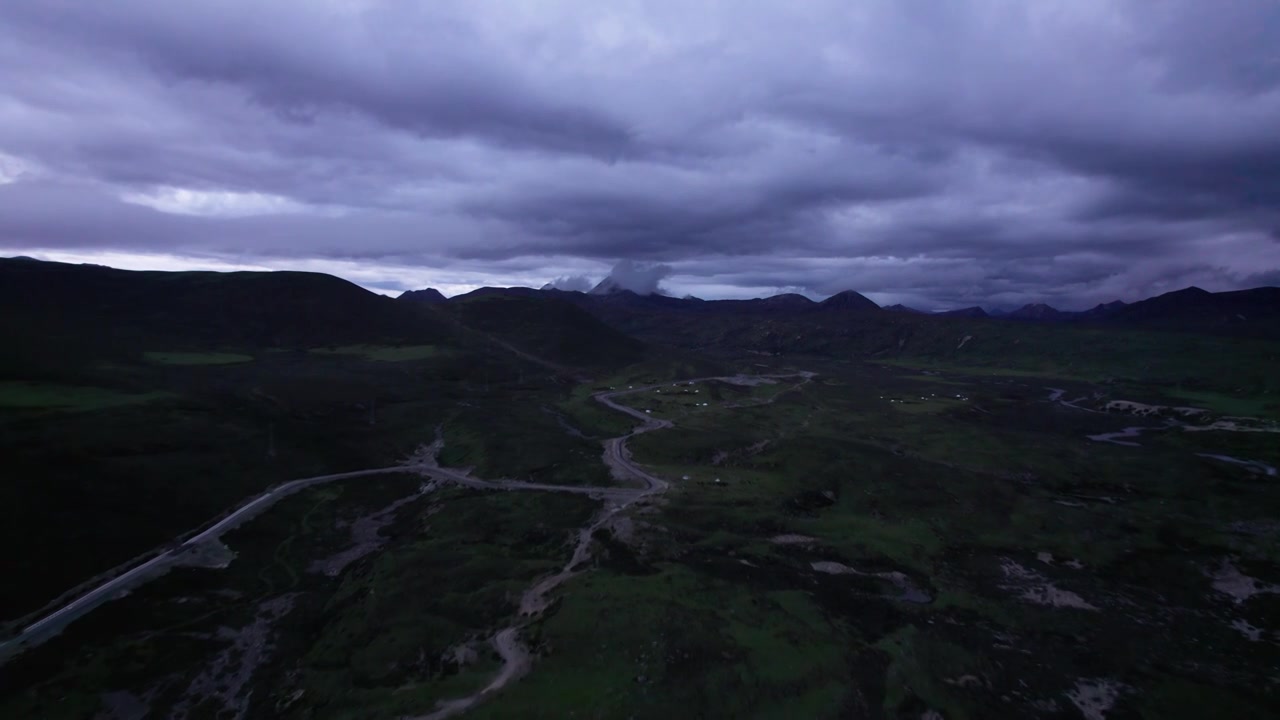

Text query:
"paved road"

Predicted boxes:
[[4, 456, 651, 659], [2, 466, 407, 657], [412, 462, 644, 501]]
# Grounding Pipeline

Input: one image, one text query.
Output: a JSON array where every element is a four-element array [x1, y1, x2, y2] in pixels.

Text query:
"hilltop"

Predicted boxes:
[[444, 288, 645, 368], [0, 258, 452, 378]]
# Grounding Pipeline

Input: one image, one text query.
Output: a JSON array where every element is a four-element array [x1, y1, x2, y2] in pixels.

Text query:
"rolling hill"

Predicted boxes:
[[444, 288, 645, 368], [0, 258, 452, 379]]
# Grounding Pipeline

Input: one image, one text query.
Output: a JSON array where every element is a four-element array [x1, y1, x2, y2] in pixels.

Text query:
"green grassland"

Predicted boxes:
[[1163, 388, 1278, 418], [470, 567, 852, 719], [3, 323, 1279, 718], [476, 360, 1280, 718], [601, 303, 1280, 401], [436, 399, 615, 485]]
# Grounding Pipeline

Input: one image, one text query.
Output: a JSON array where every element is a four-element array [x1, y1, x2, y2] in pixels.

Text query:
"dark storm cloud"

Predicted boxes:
[[1, 0, 1278, 303], [1, 1, 637, 159], [458, 148, 940, 260]]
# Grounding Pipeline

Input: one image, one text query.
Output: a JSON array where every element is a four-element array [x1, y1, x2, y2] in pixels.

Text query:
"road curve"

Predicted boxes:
[[1, 466, 407, 659]]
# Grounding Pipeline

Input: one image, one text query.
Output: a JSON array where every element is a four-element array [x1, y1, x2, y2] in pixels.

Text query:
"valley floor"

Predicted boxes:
[[2, 358, 1278, 719]]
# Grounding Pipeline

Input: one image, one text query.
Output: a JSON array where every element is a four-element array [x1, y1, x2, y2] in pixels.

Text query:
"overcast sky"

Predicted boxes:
[[2, 1, 1279, 308]]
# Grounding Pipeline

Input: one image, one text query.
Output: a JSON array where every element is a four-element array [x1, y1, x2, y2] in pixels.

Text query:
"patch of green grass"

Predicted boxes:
[[142, 351, 253, 365], [876, 625, 983, 718], [279, 489, 596, 716], [437, 396, 616, 486], [475, 565, 851, 719], [0, 382, 170, 411], [1138, 680, 1273, 720], [876, 358, 1092, 382], [889, 398, 966, 414], [310, 344, 440, 362], [556, 382, 637, 438], [1164, 389, 1276, 419], [899, 375, 972, 386], [806, 515, 943, 574]]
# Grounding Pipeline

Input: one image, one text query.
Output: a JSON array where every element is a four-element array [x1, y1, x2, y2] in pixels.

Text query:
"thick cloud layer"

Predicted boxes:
[[601, 260, 673, 295], [1, 1, 1278, 307], [546, 275, 595, 293]]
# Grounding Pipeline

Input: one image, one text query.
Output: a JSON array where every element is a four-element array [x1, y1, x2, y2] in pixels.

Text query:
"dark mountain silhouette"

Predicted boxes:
[[696, 294, 818, 314], [397, 288, 447, 304], [447, 290, 643, 367], [1127, 286, 1212, 311], [449, 285, 874, 319], [819, 290, 879, 311], [451, 286, 548, 301], [982, 287, 1280, 337], [758, 293, 816, 309], [9, 257, 1276, 374], [1098, 286, 1280, 336], [1007, 303, 1066, 321], [443, 282, 1277, 340], [588, 276, 631, 295], [937, 306, 987, 318], [0, 258, 447, 353], [1078, 300, 1128, 319], [1107, 287, 1217, 322], [588, 276, 618, 294]]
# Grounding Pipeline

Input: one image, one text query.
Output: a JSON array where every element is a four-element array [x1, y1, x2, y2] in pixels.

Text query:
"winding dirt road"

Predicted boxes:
[[412, 372, 813, 719]]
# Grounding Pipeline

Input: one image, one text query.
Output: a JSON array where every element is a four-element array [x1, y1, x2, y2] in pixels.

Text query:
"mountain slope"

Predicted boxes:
[[447, 290, 645, 368], [398, 288, 447, 304], [1104, 286, 1280, 330], [0, 258, 451, 377], [588, 276, 624, 295], [820, 290, 879, 311], [937, 306, 987, 318], [1007, 303, 1066, 321]]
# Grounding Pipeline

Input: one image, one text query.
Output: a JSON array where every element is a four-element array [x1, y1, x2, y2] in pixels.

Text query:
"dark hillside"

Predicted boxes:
[[988, 287, 1280, 338], [937, 306, 988, 318], [397, 288, 446, 304], [1007, 303, 1066, 321], [447, 291, 645, 368], [570, 295, 1280, 397], [1098, 286, 1280, 337], [819, 289, 879, 311], [0, 258, 450, 378]]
